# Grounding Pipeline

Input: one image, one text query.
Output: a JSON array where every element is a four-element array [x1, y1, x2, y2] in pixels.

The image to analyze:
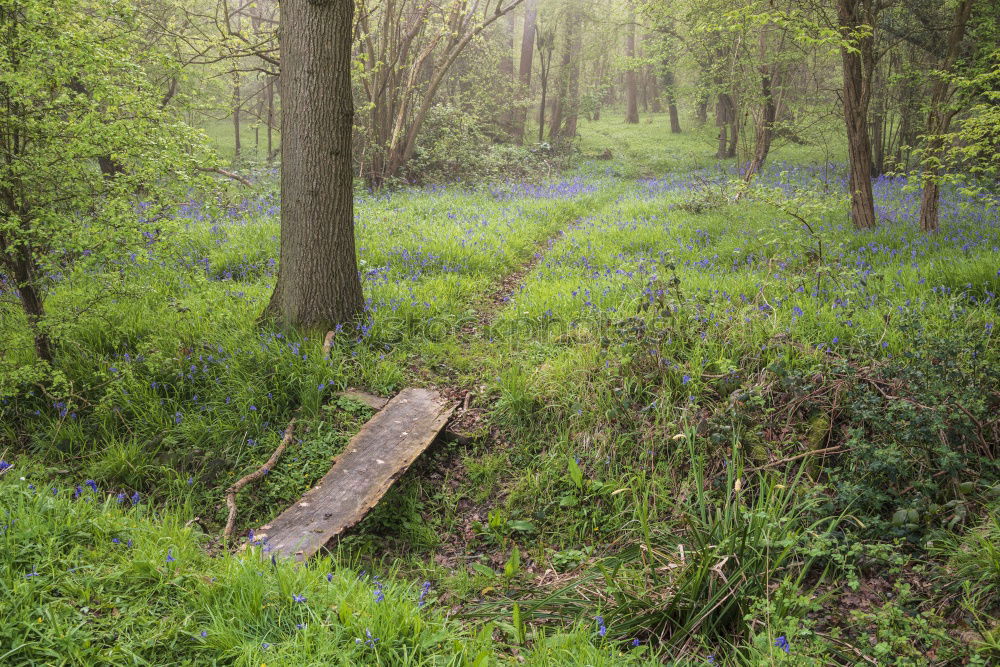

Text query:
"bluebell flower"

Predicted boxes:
[[775, 635, 790, 653], [25, 567, 40, 578], [596, 615, 607, 637], [73, 485, 83, 499], [85, 480, 98, 493], [0, 461, 11, 473], [631, 638, 641, 647], [296, 623, 306, 630], [166, 548, 175, 563], [292, 594, 306, 603], [356, 629, 379, 647], [418, 580, 431, 607], [131, 492, 141, 504], [682, 374, 691, 384], [327, 572, 334, 582], [116, 493, 126, 503], [200, 631, 207, 638], [262, 643, 270, 649]]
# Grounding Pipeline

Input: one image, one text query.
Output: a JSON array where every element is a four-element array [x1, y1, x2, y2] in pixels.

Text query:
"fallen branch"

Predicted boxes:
[[198, 166, 252, 187], [224, 419, 295, 539]]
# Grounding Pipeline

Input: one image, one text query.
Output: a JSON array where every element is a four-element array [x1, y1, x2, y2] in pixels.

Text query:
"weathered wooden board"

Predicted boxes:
[[337, 388, 389, 411], [257, 388, 453, 561]]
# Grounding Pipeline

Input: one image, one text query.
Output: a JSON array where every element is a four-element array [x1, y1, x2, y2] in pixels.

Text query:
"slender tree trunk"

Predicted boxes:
[[514, 0, 538, 143], [625, 6, 639, 124], [696, 96, 708, 124], [264, 0, 362, 330], [744, 68, 777, 183], [727, 104, 739, 157], [500, 10, 516, 137], [716, 93, 735, 158], [266, 77, 275, 161], [664, 71, 680, 133], [836, 0, 877, 230], [538, 75, 548, 142], [2, 242, 53, 361], [549, 36, 569, 141], [918, 0, 975, 233], [232, 69, 242, 161], [562, 11, 583, 139]]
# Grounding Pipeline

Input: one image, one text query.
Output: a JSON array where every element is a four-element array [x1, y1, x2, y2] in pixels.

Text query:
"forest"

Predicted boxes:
[[1, 0, 999, 663]]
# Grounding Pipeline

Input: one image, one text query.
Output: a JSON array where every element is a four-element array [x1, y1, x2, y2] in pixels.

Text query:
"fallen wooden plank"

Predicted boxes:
[[257, 388, 454, 561], [337, 388, 389, 411]]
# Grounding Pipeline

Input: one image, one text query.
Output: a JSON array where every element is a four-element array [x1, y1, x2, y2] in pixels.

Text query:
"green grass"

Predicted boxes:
[[2, 111, 999, 663]]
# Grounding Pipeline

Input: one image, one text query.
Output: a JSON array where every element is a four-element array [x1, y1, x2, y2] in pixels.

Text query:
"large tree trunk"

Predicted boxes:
[[918, 0, 975, 233], [625, 7, 639, 124], [513, 0, 538, 143], [264, 0, 362, 330], [836, 0, 877, 230]]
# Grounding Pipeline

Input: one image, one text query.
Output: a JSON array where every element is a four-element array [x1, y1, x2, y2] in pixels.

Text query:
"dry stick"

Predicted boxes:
[[197, 166, 252, 187], [322, 330, 336, 359], [224, 419, 295, 539]]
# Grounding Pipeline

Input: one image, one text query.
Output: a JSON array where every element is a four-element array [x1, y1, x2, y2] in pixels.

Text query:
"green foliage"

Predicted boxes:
[[0, 0, 210, 355], [404, 104, 556, 185]]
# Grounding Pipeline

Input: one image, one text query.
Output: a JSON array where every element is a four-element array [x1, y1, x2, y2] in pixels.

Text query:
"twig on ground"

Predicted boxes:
[[224, 419, 295, 539]]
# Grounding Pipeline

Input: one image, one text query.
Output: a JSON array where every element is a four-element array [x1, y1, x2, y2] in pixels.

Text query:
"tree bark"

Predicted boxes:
[[513, 0, 538, 143], [264, 0, 362, 330], [625, 6, 639, 124], [836, 0, 877, 230]]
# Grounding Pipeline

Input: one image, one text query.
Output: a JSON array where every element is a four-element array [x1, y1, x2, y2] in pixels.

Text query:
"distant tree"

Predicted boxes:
[[513, 0, 539, 143], [263, 0, 362, 331], [355, 0, 525, 187], [0, 0, 205, 361], [536, 24, 556, 142], [625, 3, 640, 123]]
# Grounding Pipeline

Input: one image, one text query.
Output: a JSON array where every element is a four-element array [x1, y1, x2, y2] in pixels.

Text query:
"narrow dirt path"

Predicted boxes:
[[460, 229, 568, 337]]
